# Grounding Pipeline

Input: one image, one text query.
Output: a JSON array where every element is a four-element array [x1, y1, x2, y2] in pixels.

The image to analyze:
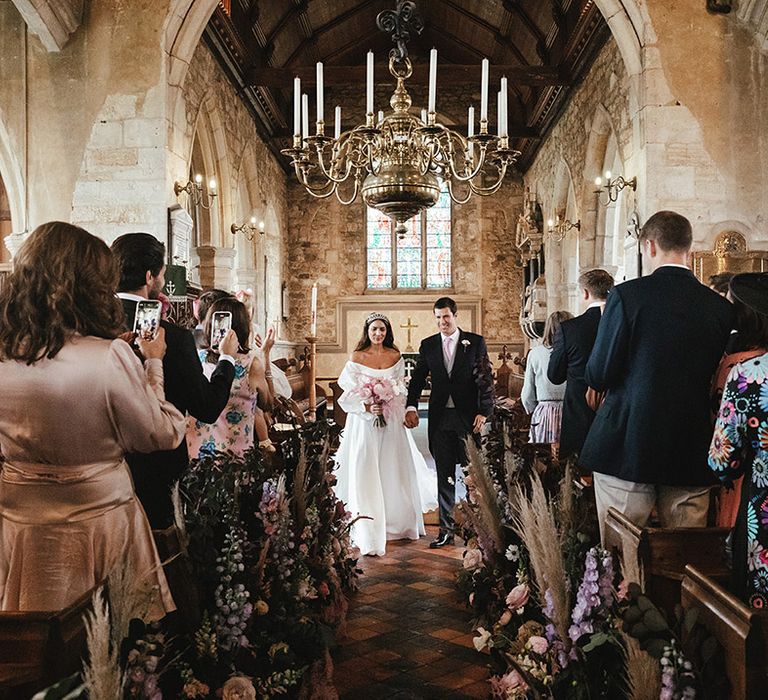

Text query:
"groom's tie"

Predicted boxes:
[[443, 335, 454, 375]]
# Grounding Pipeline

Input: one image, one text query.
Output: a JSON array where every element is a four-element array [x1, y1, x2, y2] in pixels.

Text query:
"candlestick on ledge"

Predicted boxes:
[[306, 334, 317, 422]]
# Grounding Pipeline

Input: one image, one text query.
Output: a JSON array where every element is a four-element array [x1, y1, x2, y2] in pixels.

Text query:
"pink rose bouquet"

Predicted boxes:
[[354, 376, 404, 427]]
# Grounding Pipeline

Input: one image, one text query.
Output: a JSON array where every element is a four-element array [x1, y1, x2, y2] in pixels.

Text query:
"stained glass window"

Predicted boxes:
[[366, 184, 451, 290]]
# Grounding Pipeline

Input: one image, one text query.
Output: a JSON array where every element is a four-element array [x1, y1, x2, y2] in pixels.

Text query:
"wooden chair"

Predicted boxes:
[[329, 380, 346, 427], [681, 565, 768, 699], [272, 356, 327, 421], [605, 507, 730, 615], [0, 586, 94, 695]]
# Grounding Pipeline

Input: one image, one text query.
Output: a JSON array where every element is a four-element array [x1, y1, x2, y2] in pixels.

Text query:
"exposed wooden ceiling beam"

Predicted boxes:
[[502, 0, 549, 63], [269, 124, 540, 139], [436, 0, 536, 66]]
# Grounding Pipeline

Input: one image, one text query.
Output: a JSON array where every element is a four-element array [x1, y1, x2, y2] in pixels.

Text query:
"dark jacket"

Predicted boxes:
[[406, 330, 494, 450], [121, 297, 235, 528], [579, 266, 734, 486], [547, 306, 602, 459]]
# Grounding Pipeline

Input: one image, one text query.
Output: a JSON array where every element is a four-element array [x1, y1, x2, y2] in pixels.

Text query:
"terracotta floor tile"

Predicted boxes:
[[333, 527, 489, 697], [428, 627, 467, 641]]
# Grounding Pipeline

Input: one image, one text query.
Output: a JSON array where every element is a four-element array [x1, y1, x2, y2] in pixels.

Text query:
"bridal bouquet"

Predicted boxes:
[[355, 376, 404, 427]]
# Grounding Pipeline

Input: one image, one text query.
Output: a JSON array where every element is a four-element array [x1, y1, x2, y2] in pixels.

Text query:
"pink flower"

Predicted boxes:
[[490, 670, 526, 697], [463, 548, 483, 570], [528, 635, 548, 654], [505, 583, 530, 610]]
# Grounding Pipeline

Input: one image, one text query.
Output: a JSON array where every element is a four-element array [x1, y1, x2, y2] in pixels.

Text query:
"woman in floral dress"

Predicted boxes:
[[709, 273, 768, 608], [187, 297, 274, 459]]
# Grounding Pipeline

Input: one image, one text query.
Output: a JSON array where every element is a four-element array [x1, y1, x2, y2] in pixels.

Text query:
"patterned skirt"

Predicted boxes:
[[528, 400, 563, 445]]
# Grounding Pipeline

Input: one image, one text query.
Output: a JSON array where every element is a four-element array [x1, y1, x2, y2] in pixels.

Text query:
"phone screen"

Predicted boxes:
[[133, 300, 162, 341], [211, 311, 232, 351]]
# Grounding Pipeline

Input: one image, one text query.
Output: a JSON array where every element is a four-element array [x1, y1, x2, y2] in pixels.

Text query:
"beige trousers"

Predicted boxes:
[[593, 472, 711, 545]]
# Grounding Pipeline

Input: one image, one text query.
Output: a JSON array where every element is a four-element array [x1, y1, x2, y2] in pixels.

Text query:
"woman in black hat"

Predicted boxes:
[[709, 272, 768, 608]]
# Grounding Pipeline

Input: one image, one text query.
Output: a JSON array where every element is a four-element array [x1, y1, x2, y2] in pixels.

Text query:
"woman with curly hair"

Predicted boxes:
[[0, 222, 186, 615]]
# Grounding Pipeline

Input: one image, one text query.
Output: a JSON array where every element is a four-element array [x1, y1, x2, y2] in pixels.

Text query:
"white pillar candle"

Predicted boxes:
[[378, 110, 384, 124], [334, 105, 341, 139], [302, 93, 309, 141], [499, 76, 508, 138], [497, 90, 502, 137], [421, 109, 427, 123], [310, 283, 318, 336], [293, 76, 301, 137], [428, 48, 437, 113], [366, 51, 374, 115], [315, 62, 324, 128], [467, 105, 475, 159], [480, 58, 489, 122]]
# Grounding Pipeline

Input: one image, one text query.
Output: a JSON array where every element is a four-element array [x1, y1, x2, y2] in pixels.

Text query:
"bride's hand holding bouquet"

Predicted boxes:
[[357, 376, 404, 427]]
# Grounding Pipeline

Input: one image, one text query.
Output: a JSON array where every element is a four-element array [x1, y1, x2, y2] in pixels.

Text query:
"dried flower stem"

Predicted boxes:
[[82, 587, 124, 700]]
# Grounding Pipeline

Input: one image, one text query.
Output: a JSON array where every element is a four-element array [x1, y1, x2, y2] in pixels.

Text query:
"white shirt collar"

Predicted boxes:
[[586, 301, 604, 310], [117, 292, 146, 303], [441, 328, 461, 343], [658, 263, 690, 270]]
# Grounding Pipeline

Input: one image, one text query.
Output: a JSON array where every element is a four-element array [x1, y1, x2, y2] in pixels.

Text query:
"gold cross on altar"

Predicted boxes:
[[400, 316, 418, 351]]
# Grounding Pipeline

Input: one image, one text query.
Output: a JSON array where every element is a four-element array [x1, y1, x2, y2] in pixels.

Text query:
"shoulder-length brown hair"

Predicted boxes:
[[542, 310, 573, 349], [0, 221, 125, 364], [203, 296, 250, 362]]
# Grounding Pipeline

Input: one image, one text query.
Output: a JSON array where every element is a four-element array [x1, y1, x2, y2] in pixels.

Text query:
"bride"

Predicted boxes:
[[334, 313, 438, 556]]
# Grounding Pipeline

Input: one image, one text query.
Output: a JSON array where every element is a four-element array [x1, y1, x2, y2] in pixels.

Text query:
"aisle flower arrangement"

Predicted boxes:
[[173, 419, 359, 697], [457, 402, 727, 700]]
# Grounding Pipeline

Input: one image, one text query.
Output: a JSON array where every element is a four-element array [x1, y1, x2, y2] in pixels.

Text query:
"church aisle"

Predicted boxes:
[[333, 526, 490, 699]]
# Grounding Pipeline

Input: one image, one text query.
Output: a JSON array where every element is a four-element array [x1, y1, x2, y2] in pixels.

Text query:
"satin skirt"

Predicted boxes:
[[0, 459, 175, 616]]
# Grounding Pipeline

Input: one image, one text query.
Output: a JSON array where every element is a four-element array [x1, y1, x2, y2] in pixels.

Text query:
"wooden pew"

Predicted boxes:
[[605, 507, 730, 615], [273, 355, 327, 420], [681, 565, 768, 699], [0, 587, 93, 696]]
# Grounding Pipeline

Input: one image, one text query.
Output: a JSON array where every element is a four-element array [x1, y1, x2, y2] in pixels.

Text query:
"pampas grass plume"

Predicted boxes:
[[82, 587, 123, 699], [621, 631, 661, 699]]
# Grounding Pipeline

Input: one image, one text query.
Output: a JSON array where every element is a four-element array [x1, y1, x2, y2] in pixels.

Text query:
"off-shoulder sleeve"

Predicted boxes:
[[104, 339, 187, 453], [336, 361, 371, 418]]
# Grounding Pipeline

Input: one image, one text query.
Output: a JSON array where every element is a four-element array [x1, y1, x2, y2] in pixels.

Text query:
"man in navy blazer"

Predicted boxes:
[[580, 211, 734, 541], [405, 297, 495, 547], [112, 233, 238, 529], [547, 268, 614, 460]]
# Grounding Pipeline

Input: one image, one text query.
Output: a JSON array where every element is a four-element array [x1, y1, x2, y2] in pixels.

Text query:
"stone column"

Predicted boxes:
[[3, 231, 27, 260]]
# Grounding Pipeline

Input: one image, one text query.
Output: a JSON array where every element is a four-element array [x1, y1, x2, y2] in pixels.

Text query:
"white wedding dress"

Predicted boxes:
[[334, 358, 438, 556]]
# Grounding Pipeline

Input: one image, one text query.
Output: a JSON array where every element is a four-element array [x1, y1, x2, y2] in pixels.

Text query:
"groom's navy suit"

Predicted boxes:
[[406, 329, 495, 531]]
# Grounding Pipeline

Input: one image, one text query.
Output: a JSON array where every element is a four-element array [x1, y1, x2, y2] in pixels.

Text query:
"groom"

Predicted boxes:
[[405, 297, 495, 548]]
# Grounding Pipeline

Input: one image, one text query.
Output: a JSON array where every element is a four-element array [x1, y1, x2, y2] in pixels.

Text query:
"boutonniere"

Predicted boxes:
[[461, 339, 471, 350]]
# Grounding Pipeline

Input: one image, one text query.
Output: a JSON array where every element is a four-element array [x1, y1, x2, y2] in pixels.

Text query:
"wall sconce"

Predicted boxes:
[[547, 215, 581, 242], [230, 216, 265, 241], [174, 174, 218, 210], [594, 170, 637, 204]]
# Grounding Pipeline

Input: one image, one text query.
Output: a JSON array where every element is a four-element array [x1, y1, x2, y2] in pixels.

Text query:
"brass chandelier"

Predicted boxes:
[[281, 0, 519, 238]]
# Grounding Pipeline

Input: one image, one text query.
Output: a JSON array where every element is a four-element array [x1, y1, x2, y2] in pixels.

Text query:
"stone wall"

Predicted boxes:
[[285, 174, 526, 382], [174, 42, 288, 336]]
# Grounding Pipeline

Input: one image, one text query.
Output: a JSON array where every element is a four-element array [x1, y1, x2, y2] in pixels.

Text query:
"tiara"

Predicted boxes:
[[366, 312, 389, 325]]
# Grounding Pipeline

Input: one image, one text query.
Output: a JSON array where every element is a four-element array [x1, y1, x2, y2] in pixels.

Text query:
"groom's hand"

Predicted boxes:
[[404, 410, 419, 429], [472, 414, 487, 433]]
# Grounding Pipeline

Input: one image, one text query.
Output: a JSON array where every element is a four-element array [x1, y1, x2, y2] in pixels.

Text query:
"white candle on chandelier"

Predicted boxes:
[[302, 93, 309, 142], [366, 51, 374, 115], [467, 105, 475, 159], [310, 282, 318, 337], [428, 48, 437, 114], [604, 170, 612, 181], [480, 58, 489, 122], [293, 77, 301, 137], [334, 105, 341, 139], [497, 90, 502, 137], [208, 178, 216, 191], [315, 61, 324, 128], [595, 176, 603, 187], [499, 76, 508, 138], [378, 110, 384, 124], [250, 216, 257, 226], [421, 108, 427, 124]]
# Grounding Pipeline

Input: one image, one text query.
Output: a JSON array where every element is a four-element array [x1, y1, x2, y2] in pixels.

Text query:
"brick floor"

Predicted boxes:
[[333, 526, 490, 699]]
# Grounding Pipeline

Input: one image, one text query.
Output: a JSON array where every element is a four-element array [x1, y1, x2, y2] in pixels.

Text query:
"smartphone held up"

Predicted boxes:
[[211, 311, 232, 351], [133, 300, 162, 341]]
